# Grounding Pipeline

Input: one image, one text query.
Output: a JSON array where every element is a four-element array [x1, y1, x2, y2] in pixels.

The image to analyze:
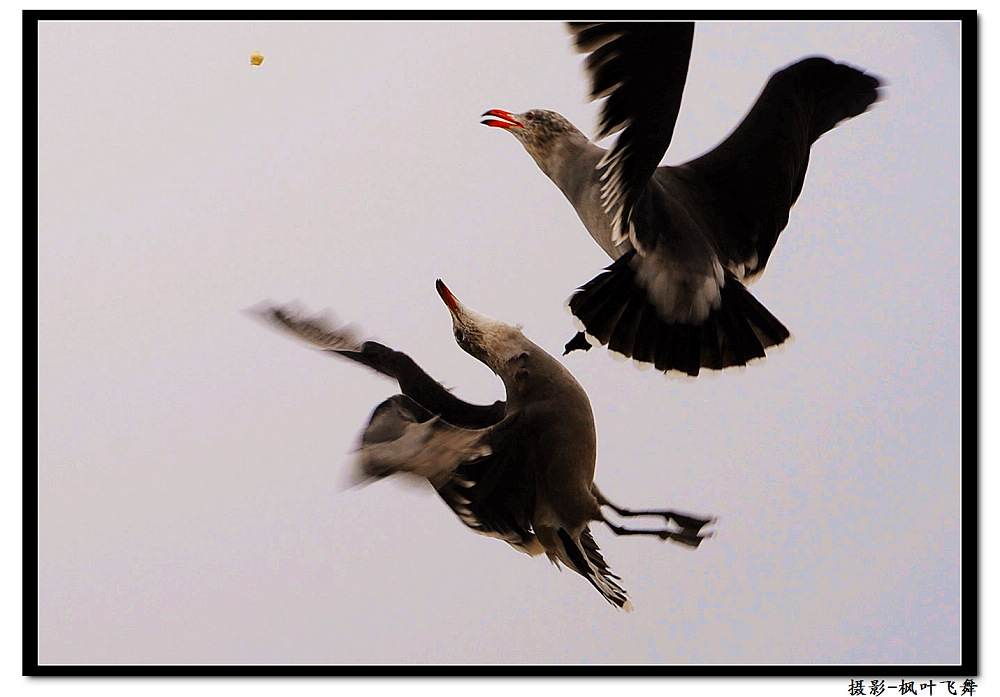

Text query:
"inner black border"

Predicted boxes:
[[22, 9, 978, 677]]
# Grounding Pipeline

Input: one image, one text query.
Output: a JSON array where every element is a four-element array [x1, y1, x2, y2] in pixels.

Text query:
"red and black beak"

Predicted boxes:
[[481, 109, 524, 129], [436, 279, 461, 313]]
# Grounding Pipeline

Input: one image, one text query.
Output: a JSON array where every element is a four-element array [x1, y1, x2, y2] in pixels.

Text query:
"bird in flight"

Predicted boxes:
[[483, 22, 883, 376], [250, 280, 714, 609]]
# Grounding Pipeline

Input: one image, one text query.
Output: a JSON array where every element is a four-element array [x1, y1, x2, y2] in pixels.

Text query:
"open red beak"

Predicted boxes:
[[481, 108, 524, 129], [436, 279, 460, 312]]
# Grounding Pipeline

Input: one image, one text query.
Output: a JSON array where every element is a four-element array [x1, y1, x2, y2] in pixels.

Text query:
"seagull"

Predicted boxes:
[[250, 280, 714, 610], [482, 22, 883, 376]]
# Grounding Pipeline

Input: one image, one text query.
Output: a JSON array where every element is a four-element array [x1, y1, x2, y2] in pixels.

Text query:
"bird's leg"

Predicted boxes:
[[604, 502, 715, 531], [594, 485, 715, 530], [563, 332, 593, 355], [601, 518, 712, 548]]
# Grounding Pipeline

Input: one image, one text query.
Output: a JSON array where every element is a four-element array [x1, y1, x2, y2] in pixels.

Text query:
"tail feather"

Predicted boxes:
[[698, 320, 724, 371], [606, 291, 645, 357], [557, 528, 633, 611], [659, 320, 701, 375], [569, 261, 637, 343], [586, 291, 631, 347], [740, 282, 794, 347], [715, 287, 767, 365], [567, 252, 790, 376]]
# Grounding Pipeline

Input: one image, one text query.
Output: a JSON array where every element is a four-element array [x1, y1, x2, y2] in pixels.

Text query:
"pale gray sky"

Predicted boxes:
[[36, 20, 963, 667]]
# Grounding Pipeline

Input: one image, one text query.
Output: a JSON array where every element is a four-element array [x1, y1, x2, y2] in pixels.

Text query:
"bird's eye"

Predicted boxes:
[[526, 112, 535, 121], [455, 329, 466, 343]]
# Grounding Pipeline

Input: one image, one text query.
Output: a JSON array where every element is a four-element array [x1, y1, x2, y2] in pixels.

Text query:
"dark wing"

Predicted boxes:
[[567, 21, 695, 243], [355, 393, 538, 552], [435, 412, 539, 553], [678, 56, 883, 279], [251, 303, 506, 428]]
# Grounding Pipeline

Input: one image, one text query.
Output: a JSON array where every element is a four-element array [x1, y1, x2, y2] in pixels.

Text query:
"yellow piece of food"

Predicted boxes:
[[250, 50, 264, 66]]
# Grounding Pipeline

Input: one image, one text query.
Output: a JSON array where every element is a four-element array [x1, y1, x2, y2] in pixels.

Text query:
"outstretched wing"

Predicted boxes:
[[567, 21, 695, 243], [250, 302, 506, 428], [677, 56, 884, 280]]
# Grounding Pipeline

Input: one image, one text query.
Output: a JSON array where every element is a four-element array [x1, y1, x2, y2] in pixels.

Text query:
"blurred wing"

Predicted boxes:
[[353, 394, 492, 484], [249, 302, 506, 428], [567, 21, 695, 243]]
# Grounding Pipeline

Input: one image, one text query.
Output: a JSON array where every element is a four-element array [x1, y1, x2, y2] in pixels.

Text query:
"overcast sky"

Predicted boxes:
[[35, 19, 963, 670]]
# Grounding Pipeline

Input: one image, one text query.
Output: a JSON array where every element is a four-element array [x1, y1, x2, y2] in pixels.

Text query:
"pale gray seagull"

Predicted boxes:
[[483, 22, 884, 376], [251, 280, 714, 610]]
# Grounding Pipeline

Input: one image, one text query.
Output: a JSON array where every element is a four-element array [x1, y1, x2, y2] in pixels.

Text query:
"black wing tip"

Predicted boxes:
[[568, 21, 695, 217], [243, 300, 316, 338], [782, 55, 887, 126], [242, 299, 285, 323], [565, 22, 614, 54], [245, 299, 371, 355]]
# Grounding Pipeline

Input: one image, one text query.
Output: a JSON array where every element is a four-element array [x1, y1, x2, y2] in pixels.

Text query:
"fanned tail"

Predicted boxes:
[[567, 251, 790, 376]]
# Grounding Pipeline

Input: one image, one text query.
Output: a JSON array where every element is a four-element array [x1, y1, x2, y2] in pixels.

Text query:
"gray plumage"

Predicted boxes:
[[249, 281, 714, 610], [483, 22, 884, 376]]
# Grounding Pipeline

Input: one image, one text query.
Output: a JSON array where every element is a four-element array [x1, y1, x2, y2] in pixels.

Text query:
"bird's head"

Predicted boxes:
[[435, 279, 527, 376], [481, 108, 588, 178]]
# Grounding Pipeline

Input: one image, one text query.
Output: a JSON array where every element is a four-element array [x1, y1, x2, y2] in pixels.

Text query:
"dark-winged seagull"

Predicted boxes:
[[483, 22, 883, 376], [251, 281, 714, 610]]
